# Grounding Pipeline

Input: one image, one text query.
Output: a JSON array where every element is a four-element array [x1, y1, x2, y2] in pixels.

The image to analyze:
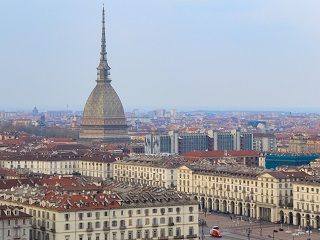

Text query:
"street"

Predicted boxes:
[[198, 212, 318, 240]]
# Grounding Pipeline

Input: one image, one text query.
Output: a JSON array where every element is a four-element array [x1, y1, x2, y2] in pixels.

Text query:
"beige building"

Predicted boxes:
[[0, 205, 32, 240], [113, 157, 178, 188], [177, 165, 307, 223], [0, 153, 118, 179], [0, 185, 198, 240]]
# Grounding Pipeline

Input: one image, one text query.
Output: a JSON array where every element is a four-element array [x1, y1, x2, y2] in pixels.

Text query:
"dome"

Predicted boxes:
[[82, 82, 125, 120]]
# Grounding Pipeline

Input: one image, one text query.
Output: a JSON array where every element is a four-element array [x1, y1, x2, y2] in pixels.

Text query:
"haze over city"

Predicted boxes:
[[1, 0, 320, 112]]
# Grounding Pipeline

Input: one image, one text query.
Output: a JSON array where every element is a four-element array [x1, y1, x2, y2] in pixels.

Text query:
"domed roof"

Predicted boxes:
[[82, 82, 125, 119]]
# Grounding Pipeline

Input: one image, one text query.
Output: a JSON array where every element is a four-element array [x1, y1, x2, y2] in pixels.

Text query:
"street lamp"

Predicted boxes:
[[272, 229, 277, 240], [259, 217, 262, 236], [307, 219, 311, 240], [246, 228, 252, 240], [200, 219, 205, 240]]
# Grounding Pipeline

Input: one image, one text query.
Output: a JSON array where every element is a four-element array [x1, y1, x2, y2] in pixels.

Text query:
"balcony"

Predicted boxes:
[[32, 224, 37, 229], [174, 235, 184, 239], [152, 223, 159, 227], [86, 227, 93, 232], [136, 224, 143, 228], [13, 225, 20, 228], [103, 226, 110, 231], [187, 234, 198, 238], [168, 222, 174, 226], [13, 236, 21, 240], [40, 226, 46, 231], [158, 237, 169, 240], [50, 228, 56, 233], [119, 225, 126, 230]]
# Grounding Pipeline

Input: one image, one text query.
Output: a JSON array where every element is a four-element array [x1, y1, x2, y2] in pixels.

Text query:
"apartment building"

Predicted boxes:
[[252, 133, 276, 152], [177, 164, 307, 223], [0, 152, 120, 179], [0, 185, 198, 240], [113, 156, 179, 188], [0, 205, 32, 240]]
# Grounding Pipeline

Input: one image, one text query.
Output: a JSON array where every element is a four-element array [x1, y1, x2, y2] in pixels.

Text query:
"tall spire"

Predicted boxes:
[[97, 4, 111, 83]]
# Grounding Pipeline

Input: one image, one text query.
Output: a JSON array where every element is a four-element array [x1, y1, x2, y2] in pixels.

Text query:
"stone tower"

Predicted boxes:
[[79, 6, 129, 143]]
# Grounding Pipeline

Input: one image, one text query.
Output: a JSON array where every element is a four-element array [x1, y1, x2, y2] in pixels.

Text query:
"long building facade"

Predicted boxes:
[[0, 185, 199, 240]]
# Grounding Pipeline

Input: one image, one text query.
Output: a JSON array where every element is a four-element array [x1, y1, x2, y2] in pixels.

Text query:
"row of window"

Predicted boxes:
[[65, 207, 191, 221], [65, 216, 195, 230]]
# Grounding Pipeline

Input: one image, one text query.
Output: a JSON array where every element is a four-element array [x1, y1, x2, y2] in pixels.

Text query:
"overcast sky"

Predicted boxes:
[[1, 0, 320, 112]]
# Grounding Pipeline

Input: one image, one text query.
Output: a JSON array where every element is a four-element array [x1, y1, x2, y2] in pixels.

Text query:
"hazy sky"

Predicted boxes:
[[1, 0, 320, 112]]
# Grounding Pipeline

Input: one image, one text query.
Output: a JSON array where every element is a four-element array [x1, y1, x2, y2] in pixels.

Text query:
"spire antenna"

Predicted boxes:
[[97, 4, 111, 82]]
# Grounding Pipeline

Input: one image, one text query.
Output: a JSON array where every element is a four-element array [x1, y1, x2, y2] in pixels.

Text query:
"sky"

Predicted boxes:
[[1, 0, 320, 113]]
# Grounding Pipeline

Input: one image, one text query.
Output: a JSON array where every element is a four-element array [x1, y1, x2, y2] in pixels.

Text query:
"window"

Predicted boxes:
[[145, 230, 150, 238], [112, 221, 117, 227], [152, 218, 158, 225], [145, 218, 150, 225], [95, 212, 100, 219], [160, 208, 165, 215], [136, 209, 141, 214], [128, 231, 133, 240], [160, 217, 165, 224], [168, 208, 173, 212], [144, 209, 149, 216], [160, 228, 165, 237], [87, 212, 92, 218], [65, 214, 70, 221], [176, 227, 181, 236], [103, 221, 109, 228], [65, 224, 70, 230], [188, 227, 194, 235], [112, 233, 117, 240], [189, 216, 194, 222], [137, 230, 141, 239], [104, 211, 108, 217], [78, 213, 83, 220], [87, 222, 92, 229], [153, 229, 158, 238], [152, 209, 157, 214], [120, 220, 125, 227], [176, 216, 181, 223], [189, 207, 193, 213], [176, 208, 180, 213], [95, 222, 100, 228], [79, 223, 83, 229]]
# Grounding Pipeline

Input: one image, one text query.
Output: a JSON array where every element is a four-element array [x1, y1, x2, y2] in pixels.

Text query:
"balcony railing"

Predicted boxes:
[[119, 225, 126, 230], [168, 222, 174, 226], [187, 234, 198, 238], [40, 226, 46, 231], [86, 227, 93, 232], [173, 235, 184, 239], [103, 226, 110, 231]]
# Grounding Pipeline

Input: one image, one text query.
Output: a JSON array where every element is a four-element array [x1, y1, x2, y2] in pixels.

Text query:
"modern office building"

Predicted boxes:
[[145, 131, 210, 155], [208, 129, 253, 151], [253, 133, 276, 152]]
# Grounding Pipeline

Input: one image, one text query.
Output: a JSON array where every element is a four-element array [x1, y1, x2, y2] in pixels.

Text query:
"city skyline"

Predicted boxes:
[[1, 1, 320, 112]]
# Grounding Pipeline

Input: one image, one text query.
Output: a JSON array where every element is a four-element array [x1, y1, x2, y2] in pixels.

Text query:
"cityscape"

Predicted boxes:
[[1, 1, 320, 240]]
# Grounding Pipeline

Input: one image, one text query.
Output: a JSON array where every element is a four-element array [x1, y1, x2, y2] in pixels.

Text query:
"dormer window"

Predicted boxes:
[[6, 210, 11, 216]]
